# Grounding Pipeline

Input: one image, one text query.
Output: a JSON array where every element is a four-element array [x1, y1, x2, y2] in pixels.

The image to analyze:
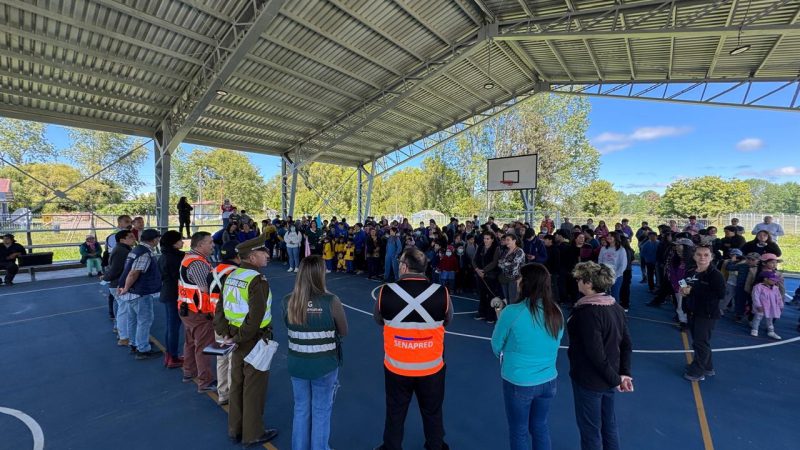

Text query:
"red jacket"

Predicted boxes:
[[438, 255, 458, 272]]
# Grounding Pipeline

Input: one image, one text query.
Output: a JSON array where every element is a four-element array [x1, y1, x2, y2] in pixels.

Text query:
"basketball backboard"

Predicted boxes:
[[486, 154, 538, 191]]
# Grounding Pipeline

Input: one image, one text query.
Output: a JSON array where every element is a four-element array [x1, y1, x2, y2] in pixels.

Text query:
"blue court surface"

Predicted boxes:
[[1, 265, 798, 450]]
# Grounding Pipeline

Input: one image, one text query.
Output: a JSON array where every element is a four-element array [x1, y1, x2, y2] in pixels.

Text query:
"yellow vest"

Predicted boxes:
[[323, 242, 335, 260]]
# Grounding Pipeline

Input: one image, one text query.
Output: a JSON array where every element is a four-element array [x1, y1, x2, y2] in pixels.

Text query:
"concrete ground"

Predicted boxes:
[[0, 264, 797, 450]]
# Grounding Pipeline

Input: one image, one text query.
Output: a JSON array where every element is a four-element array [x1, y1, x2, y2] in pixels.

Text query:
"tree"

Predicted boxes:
[[172, 147, 266, 213], [0, 118, 56, 165], [0, 163, 124, 212], [63, 128, 148, 193], [577, 180, 620, 216], [659, 176, 751, 217]]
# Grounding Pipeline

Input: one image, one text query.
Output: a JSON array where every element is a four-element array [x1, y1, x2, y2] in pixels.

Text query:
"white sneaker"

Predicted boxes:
[[767, 330, 782, 340], [293, 268, 298, 272], [287, 268, 293, 272], [750, 329, 758, 337], [326, 270, 331, 273]]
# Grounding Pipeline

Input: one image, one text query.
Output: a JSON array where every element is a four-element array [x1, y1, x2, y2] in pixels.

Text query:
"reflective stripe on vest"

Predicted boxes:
[[177, 254, 212, 314], [382, 282, 445, 377], [288, 342, 337, 353], [222, 268, 272, 328], [209, 263, 237, 306]]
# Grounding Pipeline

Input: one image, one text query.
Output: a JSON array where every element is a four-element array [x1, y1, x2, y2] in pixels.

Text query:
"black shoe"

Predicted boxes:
[[679, 322, 688, 332], [129, 346, 138, 354], [684, 372, 705, 382], [228, 434, 241, 444], [135, 349, 161, 360], [198, 381, 218, 393], [5, 281, 12, 286], [182, 375, 195, 383], [243, 429, 278, 447]]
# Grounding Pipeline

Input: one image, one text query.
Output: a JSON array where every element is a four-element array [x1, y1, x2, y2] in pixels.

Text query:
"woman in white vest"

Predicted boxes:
[[283, 255, 348, 450]]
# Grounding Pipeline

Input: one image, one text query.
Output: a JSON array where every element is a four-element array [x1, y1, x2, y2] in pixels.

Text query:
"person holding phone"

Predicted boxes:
[[568, 261, 633, 450]]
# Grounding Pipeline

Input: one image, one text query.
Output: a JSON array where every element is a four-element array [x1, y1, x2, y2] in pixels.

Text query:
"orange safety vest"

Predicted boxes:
[[178, 253, 213, 314], [379, 280, 447, 377], [209, 263, 238, 306]]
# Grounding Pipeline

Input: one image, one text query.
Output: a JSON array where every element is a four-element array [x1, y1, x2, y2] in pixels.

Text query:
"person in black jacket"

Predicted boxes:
[[568, 261, 633, 450], [178, 197, 193, 239], [681, 244, 726, 382], [157, 230, 185, 368], [473, 231, 501, 323], [740, 230, 781, 258], [103, 230, 135, 344]]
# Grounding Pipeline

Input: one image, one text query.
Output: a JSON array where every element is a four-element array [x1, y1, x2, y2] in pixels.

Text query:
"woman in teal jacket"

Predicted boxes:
[[491, 263, 564, 450]]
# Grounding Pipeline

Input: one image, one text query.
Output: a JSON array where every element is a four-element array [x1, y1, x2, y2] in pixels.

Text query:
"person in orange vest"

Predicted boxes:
[[373, 247, 453, 450], [178, 231, 217, 392], [210, 241, 241, 406]]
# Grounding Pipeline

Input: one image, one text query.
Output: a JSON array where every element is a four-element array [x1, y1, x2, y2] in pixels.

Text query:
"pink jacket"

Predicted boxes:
[[751, 283, 784, 319]]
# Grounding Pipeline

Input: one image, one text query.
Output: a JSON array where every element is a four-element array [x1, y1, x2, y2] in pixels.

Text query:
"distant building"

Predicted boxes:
[[0, 178, 12, 217]]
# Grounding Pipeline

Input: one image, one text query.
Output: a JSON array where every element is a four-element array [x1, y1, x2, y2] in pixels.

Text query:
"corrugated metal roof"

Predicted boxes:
[[0, 0, 796, 167]]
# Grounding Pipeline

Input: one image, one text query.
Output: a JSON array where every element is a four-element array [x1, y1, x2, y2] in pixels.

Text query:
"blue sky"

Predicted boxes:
[[44, 92, 798, 195]]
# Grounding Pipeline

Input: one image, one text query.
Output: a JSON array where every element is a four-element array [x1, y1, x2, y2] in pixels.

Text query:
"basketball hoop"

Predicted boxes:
[[500, 180, 516, 187]]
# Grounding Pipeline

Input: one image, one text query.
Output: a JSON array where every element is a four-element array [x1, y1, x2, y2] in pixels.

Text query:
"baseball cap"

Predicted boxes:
[[761, 271, 778, 280], [760, 253, 782, 262], [220, 241, 239, 260], [729, 249, 743, 257], [674, 238, 695, 247], [745, 252, 761, 260]]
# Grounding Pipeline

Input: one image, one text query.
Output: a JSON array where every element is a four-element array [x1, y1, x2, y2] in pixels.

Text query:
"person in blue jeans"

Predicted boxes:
[[491, 263, 564, 450], [568, 262, 634, 450], [283, 256, 348, 450]]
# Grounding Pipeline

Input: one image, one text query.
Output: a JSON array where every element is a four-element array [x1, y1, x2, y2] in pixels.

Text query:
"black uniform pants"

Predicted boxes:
[[645, 263, 656, 291], [382, 366, 448, 450], [619, 269, 632, 309], [687, 316, 716, 376], [0, 261, 19, 283]]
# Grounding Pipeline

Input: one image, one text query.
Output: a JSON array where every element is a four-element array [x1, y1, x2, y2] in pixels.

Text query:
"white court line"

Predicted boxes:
[[0, 281, 99, 297], [0, 306, 105, 327], [0, 407, 44, 450]]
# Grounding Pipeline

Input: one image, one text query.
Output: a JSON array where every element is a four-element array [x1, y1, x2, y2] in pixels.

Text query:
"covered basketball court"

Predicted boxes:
[[0, 0, 799, 449]]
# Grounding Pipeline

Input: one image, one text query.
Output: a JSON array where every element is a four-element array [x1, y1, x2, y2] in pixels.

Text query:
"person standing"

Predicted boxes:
[[285, 223, 302, 272], [681, 244, 726, 382], [374, 248, 453, 450], [221, 199, 235, 229], [158, 230, 186, 369], [473, 232, 501, 323], [598, 233, 627, 302], [216, 234, 278, 446], [178, 197, 194, 239], [540, 215, 555, 235], [117, 229, 163, 360], [751, 215, 784, 242], [491, 263, 564, 450], [383, 227, 402, 283], [284, 255, 348, 450], [211, 241, 242, 406], [639, 232, 659, 293], [497, 234, 526, 305], [568, 261, 633, 450], [104, 230, 135, 346], [0, 233, 25, 285], [177, 231, 217, 392], [559, 217, 574, 233]]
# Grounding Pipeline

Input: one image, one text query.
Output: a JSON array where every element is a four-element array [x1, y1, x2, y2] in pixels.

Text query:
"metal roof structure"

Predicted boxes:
[[0, 0, 798, 225]]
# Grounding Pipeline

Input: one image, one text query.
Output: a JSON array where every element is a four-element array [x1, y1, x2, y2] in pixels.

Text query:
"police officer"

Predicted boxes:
[[211, 241, 241, 406], [373, 247, 453, 450], [215, 234, 278, 446]]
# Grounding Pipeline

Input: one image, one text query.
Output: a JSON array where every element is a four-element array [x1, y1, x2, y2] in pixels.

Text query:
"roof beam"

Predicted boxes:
[[0, 103, 153, 137], [454, 0, 484, 26], [0, 87, 161, 122], [394, 0, 451, 45], [404, 97, 453, 123], [565, 0, 605, 80], [232, 71, 347, 113], [210, 99, 319, 131], [613, 0, 636, 79], [243, 53, 362, 102], [201, 111, 307, 141], [707, 0, 739, 77], [466, 56, 514, 95], [669, 2, 676, 79], [443, 73, 491, 104], [495, 40, 537, 82], [262, 32, 382, 90], [280, 9, 403, 76], [5, 1, 204, 66], [222, 85, 335, 122], [516, 3, 575, 80], [471, 0, 497, 23], [755, 5, 800, 76], [0, 23, 192, 84], [421, 87, 474, 115], [505, 41, 548, 80], [0, 48, 178, 98], [159, 0, 287, 154], [495, 24, 800, 40], [176, 0, 236, 23], [185, 133, 367, 165], [90, 0, 217, 46], [327, 0, 426, 61]]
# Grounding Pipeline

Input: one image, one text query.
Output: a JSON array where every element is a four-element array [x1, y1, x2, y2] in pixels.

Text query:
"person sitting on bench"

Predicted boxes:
[[0, 233, 26, 286]]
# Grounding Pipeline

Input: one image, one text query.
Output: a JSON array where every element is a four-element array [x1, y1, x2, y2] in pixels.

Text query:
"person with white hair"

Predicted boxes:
[[751, 216, 784, 242]]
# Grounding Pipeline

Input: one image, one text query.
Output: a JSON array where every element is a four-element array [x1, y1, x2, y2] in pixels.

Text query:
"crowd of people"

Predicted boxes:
[[83, 205, 797, 450]]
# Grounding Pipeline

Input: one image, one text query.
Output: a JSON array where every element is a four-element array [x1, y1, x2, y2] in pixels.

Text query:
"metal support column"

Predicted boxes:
[[280, 158, 289, 219], [288, 166, 298, 219], [154, 127, 172, 232], [364, 162, 376, 220], [521, 189, 536, 225], [357, 166, 364, 223]]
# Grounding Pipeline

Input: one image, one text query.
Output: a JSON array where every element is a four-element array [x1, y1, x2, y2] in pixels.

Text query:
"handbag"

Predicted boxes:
[[244, 338, 279, 371]]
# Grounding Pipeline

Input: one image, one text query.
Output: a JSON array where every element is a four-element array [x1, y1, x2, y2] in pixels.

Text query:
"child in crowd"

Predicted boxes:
[[437, 245, 458, 291], [322, 237, 335, 273], [334, 236, 346, 256], [754, 253, 786, 299], [750, 271, 783, 339], [428, 242, 441, 282], [733, 252, 760, 322], [344, 239, 356, 273], [336, 251, 347, 272], [721, 249, 743, 314]]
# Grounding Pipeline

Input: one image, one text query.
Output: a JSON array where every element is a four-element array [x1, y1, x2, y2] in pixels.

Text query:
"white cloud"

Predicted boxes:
[[593, 126, 692, 154], [736, 138, 764, 152], [737, 166, 800, 178]]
